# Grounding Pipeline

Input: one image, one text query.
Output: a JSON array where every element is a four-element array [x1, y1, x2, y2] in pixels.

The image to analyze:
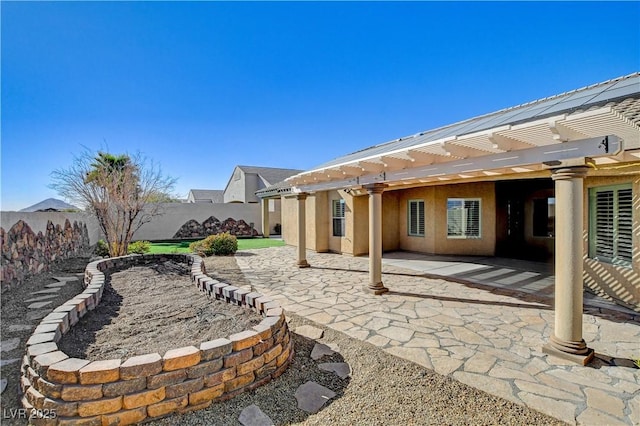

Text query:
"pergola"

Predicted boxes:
[[257, 75, 640, 365]]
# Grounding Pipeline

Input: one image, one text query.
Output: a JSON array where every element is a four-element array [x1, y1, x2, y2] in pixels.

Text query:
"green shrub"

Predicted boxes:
[[128, 240, 151, 254], [189, 240, 206, 255], [189, 233, 238, 256], [274, 223, 282, 234], [210, 232, 238, 255], [95, 240, 109, 257]]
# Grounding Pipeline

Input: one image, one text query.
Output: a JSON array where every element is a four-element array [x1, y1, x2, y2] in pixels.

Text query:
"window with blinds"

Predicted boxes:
[[447, 198, 481, 239], [332, 199, 346, 237], [408, 200, 425, 236], [589, 184, 633, 266]]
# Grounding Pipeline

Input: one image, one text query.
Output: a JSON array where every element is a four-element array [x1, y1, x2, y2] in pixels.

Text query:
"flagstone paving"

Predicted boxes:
[[236, 246, 640, 426]]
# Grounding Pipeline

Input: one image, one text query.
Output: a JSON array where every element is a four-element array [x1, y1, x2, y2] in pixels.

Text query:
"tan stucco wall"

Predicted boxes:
[[432, 182, 496, 255], [583, 174, 640, 310], [395, 186, 437, 253], [351, 194, 370, 256], [282, 196, 296, 245], [313, 192, 330, 252], [390, 182, 496, 256], [382, 192, 400, 252], [281, 193, 328, 252], [267, 199, 283, 234], [328, 191, 353, 254], [305, 194, 319, 251], [289, 182, 496, 257], [281, 172, 639, 310]]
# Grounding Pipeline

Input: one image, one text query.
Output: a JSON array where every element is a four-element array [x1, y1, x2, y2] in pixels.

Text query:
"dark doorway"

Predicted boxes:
[[496, 179, 555, 262]]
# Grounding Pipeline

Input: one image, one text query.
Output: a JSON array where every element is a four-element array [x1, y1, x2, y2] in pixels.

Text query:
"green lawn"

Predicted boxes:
[[147, 238, 285, 254]]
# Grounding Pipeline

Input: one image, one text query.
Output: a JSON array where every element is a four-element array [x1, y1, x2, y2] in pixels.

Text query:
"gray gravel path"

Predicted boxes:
[[149, 314, 564, 426]]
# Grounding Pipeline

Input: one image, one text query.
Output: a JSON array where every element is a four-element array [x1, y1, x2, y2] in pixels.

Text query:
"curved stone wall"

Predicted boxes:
[[20, 254, 293, 425]]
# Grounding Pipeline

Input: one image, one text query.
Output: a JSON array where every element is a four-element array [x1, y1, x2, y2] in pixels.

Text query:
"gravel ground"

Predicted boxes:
[[150, 313, 564, 426], [1, 257, 89, 426], [155, 255, 565, 426], [1, 254, 564, 425]]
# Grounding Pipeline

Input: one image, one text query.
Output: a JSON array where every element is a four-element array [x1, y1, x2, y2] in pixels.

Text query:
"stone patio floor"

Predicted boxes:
[[235, 246, 640, 426]]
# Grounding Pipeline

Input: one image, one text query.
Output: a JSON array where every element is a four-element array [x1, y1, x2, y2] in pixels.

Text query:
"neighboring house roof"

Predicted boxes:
[[188, 189, 225, 203], [20, 198, 80, 212], [236, 166, 303, 186], [296, 72, 640, 175]]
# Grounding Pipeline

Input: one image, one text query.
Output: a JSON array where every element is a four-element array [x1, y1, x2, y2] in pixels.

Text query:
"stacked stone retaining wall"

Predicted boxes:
[[19, 254, 293, 425], [1, 219, 91, 287]]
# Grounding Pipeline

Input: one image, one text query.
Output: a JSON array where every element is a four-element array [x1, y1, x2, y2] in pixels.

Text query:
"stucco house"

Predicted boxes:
[[185, 165, 302, 235], [258, 73, 640, 364], [223, 165, 302, 203]]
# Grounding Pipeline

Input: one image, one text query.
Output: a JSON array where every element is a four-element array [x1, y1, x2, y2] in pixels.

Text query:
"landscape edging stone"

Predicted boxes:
[[20, 253, 292, 425]]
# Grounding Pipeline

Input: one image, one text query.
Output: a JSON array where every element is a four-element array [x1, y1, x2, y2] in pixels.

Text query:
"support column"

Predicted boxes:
[[364, 183, 388, 295], [261, 198, 270, 238], [296, 192, 310, 268], [542, 166, 594, 365]]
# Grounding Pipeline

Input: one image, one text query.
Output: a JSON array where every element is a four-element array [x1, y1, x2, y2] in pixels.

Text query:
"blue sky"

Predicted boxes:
[[2, 1, 639, 211]]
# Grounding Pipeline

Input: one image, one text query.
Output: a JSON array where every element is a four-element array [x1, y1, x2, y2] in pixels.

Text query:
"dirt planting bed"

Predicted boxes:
[[58, 260, 263, 361]]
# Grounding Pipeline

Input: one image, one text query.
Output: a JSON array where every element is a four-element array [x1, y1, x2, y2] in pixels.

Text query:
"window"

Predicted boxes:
[[332, 199, 345, 237], [447, 198, 481, 238], [589, 184, 633, 266], [408, 200, 425, 236], [533, 197, 556, 237]]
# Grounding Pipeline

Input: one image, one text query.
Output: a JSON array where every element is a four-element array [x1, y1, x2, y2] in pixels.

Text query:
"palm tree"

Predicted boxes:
[[51, 149, 176, 258]]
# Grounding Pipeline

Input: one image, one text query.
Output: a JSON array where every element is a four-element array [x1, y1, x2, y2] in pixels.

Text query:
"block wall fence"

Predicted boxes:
[[0, 202, 279, 289], [1, 217, 94, 287], [19, 254, 293, 425]]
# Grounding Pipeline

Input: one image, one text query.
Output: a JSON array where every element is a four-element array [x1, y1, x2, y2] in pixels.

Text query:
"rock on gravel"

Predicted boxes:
[[147, 314, 565, 426]]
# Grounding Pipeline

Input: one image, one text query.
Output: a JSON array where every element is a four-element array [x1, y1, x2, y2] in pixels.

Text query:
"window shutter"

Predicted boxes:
[[332, 199, 346, 237], [595, 190, 615, 260], [447, 201, 463, 237], [333, 199, 344, 218], [408, 200, 425, 236], [617, 188, 633, 263], [447, 198, 481, 238], [464, 200, 480, 237]]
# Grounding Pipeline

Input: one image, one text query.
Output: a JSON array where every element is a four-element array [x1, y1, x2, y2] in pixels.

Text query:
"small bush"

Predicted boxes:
[[128, 240, 151, 254], [274, 223, 282, 234], [189, 240, 206, 255], [210, 232, 238, 255], [95, 240, 109, 257], [189, 233, 238, 256]]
